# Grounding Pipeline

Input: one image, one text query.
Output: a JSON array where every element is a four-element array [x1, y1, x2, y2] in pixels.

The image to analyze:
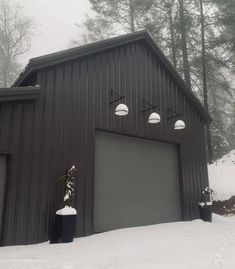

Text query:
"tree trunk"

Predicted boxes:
[[168, 4, 177, 68], [129, 0, 135, 33], [178, 0, 192, 90], [200, 0, 213, 163], [2, 60, 9, 87]]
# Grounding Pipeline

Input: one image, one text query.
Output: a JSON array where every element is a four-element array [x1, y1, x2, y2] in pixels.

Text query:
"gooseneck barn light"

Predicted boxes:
[[115, 103, 129, 116], [110, 90, 128, 116], [174, 120, 186, 130], [142, 100, 161, 124], [167, 108, 186, 130], [109, 93, 185, 130], [148, 112, 161, 124]]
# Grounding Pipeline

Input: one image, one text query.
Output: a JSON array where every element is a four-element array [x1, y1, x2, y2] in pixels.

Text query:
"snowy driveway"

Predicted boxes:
[[0, 215, 235, 269]]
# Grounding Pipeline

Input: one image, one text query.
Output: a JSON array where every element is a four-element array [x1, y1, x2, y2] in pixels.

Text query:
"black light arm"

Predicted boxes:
[[110, 90, 125, 105], [142, 99, 158, 113], [167, 108, 182, 120]]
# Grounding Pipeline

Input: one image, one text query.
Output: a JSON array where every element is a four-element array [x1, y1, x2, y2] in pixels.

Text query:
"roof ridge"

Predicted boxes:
[[31, 29, 150, 63]]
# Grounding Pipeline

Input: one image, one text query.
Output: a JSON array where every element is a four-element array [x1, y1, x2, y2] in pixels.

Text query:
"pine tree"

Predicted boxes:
[[146, 0, 181, 70], [199, 0, 212, 163], [178, 0, 192, 89], [182, 0, 234, 161], [213, 0, 235, 52], [75, 0, 153, 44], [227, 104, 235, 150]]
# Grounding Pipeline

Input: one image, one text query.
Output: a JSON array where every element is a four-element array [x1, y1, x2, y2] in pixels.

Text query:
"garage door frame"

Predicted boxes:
[[0, 153, 10, 246]]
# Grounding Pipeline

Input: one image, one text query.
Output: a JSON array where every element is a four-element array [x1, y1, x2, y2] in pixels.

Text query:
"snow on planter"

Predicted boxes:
[[56, 206, 77, 215]]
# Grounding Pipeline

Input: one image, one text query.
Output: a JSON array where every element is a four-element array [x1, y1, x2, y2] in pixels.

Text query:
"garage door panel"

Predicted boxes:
[[94, 132, 181, 232], [95, 174, 178, 196], [94, 194, 181, 231]]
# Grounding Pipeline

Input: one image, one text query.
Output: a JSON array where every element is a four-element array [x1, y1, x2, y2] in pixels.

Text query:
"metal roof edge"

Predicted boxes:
[[0, 86, 41, 103], [143, 35, 212, 123], [13, 31, 149, 86]]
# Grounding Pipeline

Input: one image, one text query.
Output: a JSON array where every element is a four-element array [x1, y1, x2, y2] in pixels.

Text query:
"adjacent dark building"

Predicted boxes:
[[0, 30, 211, 246]]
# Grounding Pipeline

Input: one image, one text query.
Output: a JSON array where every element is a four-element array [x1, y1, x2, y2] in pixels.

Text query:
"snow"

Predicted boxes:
[[208, 149, 235, 201], [199, 201, 212, 207], [1, 214, 235, 269], [56, 206, 77, 215]]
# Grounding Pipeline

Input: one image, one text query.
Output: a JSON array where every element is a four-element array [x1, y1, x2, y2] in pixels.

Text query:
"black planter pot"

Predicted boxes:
[[50, 214, 77, 243], [199, 205, 212, 222]]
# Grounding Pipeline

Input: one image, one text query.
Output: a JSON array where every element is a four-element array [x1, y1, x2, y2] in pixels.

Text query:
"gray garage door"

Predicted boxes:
[[94, 132, 182, 233]]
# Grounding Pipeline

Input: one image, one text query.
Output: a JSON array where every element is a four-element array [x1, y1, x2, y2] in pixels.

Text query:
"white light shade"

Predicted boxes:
[[148, 112, 161, 124], [174, 119, 185, 130], [115, 103, 129, 116]]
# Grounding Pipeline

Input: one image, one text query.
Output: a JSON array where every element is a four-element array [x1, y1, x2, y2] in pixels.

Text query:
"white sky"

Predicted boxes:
[[13, 0, 91, 65]]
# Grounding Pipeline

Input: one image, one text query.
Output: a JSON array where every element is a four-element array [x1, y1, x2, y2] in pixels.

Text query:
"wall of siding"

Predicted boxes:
[[0, 40, 209, 246]]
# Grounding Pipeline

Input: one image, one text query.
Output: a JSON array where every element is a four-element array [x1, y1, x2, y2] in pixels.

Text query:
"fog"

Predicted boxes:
[[14, 0, 91, 65]]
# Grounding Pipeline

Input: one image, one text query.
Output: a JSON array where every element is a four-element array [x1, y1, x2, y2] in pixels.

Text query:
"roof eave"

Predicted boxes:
[[0, 86, 41, 103], [13, 31, 149, 87]]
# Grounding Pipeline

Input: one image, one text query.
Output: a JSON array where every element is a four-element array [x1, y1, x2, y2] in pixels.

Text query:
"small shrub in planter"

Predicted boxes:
[[198, 187, 213, 222], [50, 165, 77, 244]]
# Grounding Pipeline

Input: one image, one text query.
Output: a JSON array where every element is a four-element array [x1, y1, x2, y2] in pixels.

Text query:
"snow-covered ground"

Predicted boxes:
[[209, 149, 235, 201], [0, 214, 235, 269]]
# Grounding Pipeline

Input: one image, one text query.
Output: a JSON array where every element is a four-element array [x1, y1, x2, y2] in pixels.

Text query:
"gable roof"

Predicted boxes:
[[13, 30, 211, 123]]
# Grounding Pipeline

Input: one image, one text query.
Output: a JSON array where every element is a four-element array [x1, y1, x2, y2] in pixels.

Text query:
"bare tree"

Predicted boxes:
[[0, 0, 34, 87]]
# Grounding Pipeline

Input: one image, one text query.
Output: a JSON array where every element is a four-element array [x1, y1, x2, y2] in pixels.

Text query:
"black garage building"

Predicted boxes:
[[0, 30, 211, 246]]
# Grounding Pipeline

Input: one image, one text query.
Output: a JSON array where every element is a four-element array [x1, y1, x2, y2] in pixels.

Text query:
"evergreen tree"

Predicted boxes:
[[183, 0, 234, 161], [178, 0, 192, 89], [208, 67, 232, 159], [75, 0, 153, 44], [144, 0, 181, 70], [227, 104, 235, 150], [213, 0, 235, 52]]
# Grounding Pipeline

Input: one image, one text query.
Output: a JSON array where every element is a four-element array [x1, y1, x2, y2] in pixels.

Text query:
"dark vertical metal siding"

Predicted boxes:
[[0, 101, 36, 244], [0, 40, 209, 245]]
